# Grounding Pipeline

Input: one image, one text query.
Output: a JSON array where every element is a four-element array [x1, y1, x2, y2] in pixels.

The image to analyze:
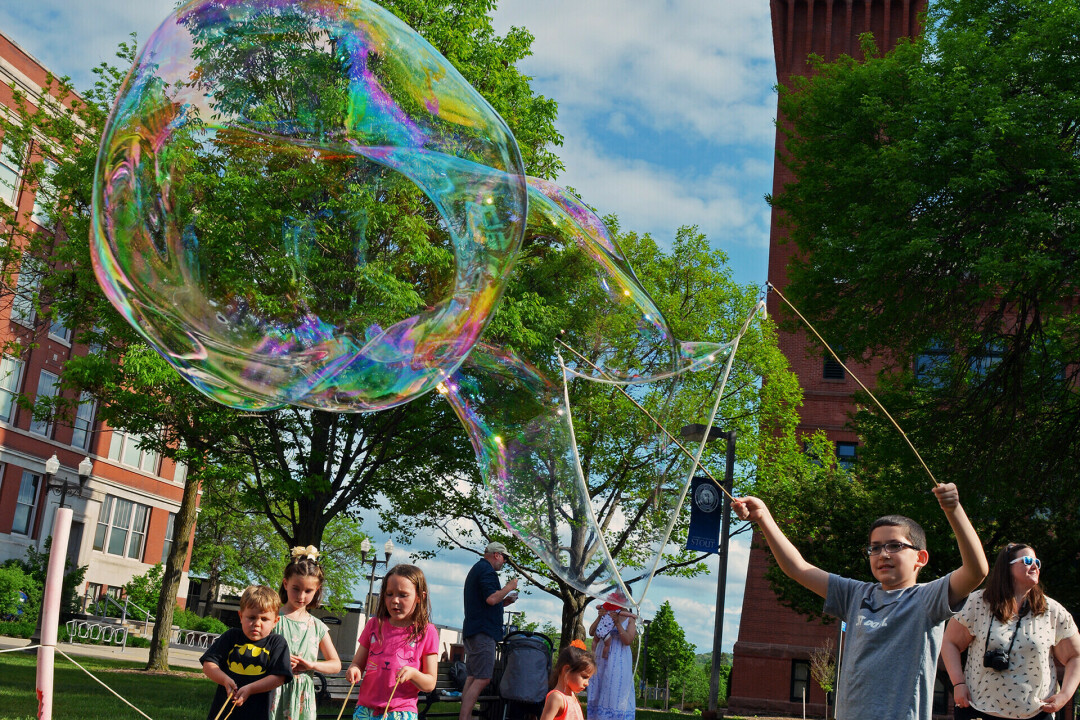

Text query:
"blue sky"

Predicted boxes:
[[0, 0, 779, 653]]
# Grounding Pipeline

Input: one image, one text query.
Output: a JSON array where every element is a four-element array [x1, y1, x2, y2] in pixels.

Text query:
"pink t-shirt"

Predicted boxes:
[[355, 618, 438, 713]]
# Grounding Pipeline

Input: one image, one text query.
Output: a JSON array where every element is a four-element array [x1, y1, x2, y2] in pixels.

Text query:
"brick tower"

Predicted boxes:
[[726, 1, 927, 716]]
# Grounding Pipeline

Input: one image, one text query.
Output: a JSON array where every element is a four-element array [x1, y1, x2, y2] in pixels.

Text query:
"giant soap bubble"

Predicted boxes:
[[440, 180, 765, 607], [93, 0, 765, 609], [92, 0, 527, 411]]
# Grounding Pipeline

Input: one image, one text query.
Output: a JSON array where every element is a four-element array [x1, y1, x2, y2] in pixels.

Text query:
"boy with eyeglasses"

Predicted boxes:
[[734, 482, 988, 720]]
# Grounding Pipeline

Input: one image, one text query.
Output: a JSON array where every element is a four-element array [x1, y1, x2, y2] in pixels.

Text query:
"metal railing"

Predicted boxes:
[[82, 593, 155, 636], [171, 627, 220, 651]]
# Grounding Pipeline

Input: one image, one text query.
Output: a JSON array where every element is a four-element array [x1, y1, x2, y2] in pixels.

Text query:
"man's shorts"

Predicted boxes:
[[464, 633, 496, 679]]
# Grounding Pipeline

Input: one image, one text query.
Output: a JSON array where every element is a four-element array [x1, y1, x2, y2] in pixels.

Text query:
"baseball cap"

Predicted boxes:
[[485, 541, 510, 557]]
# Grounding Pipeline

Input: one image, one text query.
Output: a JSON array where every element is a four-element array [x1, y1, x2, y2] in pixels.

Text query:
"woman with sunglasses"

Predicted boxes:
[[941, 543, 1080, 719]]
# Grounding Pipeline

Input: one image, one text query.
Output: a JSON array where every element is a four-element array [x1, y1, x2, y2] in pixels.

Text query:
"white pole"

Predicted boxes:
[[36, 506, 72, 720]]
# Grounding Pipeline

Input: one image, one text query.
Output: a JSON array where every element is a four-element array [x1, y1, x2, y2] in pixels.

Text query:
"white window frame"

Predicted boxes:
[[108, 429, 160, 475], [0, 355, 24, 423], [10, 258, 41, 328], [31, 157, 58, 228], [48, 311, 72, 344], [12, 470, 41, 536], [161, 512, 176, 563], [71, 392, 97, 451], [29, 369, 59, 437], [93, 494, 150, 560], [0, 135, 24, 207]]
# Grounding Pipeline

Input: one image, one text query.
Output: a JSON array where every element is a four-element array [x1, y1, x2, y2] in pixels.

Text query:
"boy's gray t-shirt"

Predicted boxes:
[[824, 572, 960, 720]]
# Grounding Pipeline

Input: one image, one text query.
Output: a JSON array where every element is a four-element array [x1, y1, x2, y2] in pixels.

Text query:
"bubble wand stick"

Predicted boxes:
[[334, 678, 357, 720], [211, 692, 234, 720], [383, 675, 405, 717]]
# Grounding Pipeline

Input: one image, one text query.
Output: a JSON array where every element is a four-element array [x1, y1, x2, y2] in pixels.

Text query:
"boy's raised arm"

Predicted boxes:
[[933, 483, 988, 605], [734, 496, 829, 598]]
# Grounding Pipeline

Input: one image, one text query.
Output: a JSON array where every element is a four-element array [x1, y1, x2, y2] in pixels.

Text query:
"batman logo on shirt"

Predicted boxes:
[[228, 643, 268, 676]]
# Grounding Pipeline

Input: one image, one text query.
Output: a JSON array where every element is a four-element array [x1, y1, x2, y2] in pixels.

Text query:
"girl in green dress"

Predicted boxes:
[[270, 546, 342, 720]]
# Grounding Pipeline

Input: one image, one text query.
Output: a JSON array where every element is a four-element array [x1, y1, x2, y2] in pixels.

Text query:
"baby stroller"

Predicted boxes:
[[492, 630, 554, 720]]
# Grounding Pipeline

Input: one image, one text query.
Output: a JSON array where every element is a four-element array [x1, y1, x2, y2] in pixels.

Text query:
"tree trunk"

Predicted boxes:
[[559, 586, 589, 647], [664, 676, 670, 711], [146, 471, 201, 671]]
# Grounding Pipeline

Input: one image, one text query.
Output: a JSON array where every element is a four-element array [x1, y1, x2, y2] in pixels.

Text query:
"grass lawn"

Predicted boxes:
[[0, 651, 211, 720], [1, 653, 762, 720]]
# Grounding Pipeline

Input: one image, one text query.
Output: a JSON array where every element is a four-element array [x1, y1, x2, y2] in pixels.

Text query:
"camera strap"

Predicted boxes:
[[983, 601, 1028, 658]]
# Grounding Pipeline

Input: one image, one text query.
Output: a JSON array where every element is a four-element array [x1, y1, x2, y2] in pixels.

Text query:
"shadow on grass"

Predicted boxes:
[[0, 651, 212, 720]]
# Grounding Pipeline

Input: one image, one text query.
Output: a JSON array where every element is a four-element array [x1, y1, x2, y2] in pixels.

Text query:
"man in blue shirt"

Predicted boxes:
[[459, 541, 518, 720]]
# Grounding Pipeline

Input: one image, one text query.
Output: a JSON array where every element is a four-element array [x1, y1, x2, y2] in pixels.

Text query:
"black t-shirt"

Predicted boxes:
[[463, 558, 503, 640], [200, 627, 293, 720]]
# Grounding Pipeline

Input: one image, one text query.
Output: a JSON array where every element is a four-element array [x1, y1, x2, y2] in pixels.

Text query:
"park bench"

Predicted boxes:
[[314, 661, 500, 719]]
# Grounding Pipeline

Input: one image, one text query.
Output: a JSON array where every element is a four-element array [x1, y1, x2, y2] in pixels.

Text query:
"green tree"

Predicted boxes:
[[643, 601, 695, 697], [5, 0, 563, 669], [394, 223, 809, 642], [123, 564, 165, 618], [766, 0, 1080, 614]]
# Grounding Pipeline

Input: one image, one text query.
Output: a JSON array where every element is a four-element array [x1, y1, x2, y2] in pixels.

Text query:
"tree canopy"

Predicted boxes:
[[765, 0, 1080, 614]]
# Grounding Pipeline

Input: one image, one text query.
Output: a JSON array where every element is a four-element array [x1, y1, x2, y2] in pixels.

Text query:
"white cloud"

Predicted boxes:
[[495, 0, 776, 145]]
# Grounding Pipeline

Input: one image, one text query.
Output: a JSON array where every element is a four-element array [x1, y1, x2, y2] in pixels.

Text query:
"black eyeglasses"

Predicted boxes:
[[866, 541, 920, 557], [1010, 556, 1041, 569]]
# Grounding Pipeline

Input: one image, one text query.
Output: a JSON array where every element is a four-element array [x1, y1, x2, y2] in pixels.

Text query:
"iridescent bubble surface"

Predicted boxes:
[[92, 0, 527, 411], [443, 182, 764, 609]]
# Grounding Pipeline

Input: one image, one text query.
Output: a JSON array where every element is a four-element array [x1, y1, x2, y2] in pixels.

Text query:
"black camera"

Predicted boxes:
[[983, 649, 1011, 671]]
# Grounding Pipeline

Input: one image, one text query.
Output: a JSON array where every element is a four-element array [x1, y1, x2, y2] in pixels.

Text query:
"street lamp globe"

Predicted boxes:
[[384, 539, 394, 561], [44, 454, 60, 477]]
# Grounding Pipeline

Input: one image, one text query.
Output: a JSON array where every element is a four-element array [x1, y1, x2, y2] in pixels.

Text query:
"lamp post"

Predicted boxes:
[[45, 455, 93, 509], [360, 538, 394, 618], [680, 423, 736, 719], [32, 456, 92, 646], [640, 617, 652, 701]]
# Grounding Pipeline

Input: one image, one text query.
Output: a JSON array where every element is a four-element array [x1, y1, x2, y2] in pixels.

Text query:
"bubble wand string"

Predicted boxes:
[[335, 678, 357, 720], [554, 338, 735, 503], [766, 281, 940, 487], [220, 701, 237, 720]]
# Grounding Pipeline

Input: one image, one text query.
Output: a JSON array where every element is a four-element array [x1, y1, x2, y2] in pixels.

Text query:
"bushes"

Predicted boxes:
[[0, 564, 40, 621], [173, 607, 227, 634]]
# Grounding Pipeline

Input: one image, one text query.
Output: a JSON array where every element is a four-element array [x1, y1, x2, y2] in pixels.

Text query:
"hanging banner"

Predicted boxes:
[[686, 475, 723, 554]]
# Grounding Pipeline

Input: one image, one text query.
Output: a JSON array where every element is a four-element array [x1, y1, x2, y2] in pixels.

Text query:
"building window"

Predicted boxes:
[[13, 470, 41, 536], [83, 581, 103, 612], [48, 311, 71, 344], [836, 442, 857, 470], [93, 495, 150, 560], [790, 659, 811, 703], [30, 158, 57, 228], [823, 357, 845, 380], [108, 429, 160, 475], [10, 258, 42, 327], [0, 356, 24, 423], [971, 341, 1005, 378], [0, 136, 24, 207], [71, 392, 97, 451], [29, 370, 59, 437], [173, 461, 188, 485], [161, 512, 176, 563], [916, 341, 949, 387]]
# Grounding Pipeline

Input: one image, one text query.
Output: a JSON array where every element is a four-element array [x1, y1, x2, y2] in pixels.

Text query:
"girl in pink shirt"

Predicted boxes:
[[346, 565, 438, 719]]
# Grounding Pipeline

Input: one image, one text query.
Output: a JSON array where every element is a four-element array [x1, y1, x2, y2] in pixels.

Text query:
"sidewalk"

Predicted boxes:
[[0, 635, 205, 670]]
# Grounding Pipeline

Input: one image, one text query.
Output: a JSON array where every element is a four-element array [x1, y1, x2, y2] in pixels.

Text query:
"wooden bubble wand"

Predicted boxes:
[[382, 674, 405, 717], [211, 692, 235, 720], [334, 677, 358, 720]]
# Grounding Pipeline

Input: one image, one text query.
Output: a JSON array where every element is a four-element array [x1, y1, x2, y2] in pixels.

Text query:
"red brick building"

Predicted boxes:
[[728, 1, 927, 716], [0, 29, 195, 613]]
